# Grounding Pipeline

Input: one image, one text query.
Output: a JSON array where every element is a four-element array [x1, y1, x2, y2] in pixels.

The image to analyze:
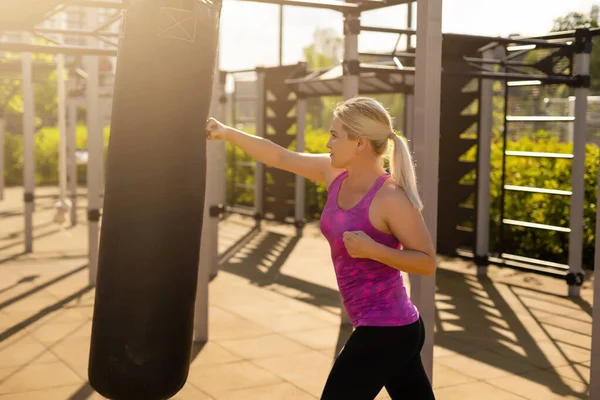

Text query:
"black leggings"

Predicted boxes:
[[320, 317, 435, 400]]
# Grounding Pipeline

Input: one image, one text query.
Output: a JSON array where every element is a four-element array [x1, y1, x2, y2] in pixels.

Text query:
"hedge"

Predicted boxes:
[[3, 126, 598, 268]]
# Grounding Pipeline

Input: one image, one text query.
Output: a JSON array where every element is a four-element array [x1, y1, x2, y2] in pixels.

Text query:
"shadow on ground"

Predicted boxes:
[[434, 266, 589, 398]]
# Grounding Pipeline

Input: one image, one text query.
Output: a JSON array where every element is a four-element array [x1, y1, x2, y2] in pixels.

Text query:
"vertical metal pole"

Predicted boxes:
[[194, 55, 224, 343], [22, 33, 35, 254], [589, 138, 600, 400], [86, 7, 102, 285], [340, 11, 360, 326], [404, 92, 414, 148], [254, 69, 266, 228], [67, 85, 78, 226], [568, 96, 575, 143], [295, 97, 307, 236], [406, 1, 414, 50], [57, 12, 67, 205], [498, 81, 509, 257], [279, 6, 284, 66], [410, 0, 443, 381], [567, 29, 590, 297], [217, 72, 228, 211], [0, 115, 4, 201], [475, 50, 494, 275], [342, 12, 360, 101], [210, 71, 228, 278]]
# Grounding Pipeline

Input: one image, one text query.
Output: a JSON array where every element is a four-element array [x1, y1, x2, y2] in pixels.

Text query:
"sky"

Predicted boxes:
[[217, 0, 599, 71]]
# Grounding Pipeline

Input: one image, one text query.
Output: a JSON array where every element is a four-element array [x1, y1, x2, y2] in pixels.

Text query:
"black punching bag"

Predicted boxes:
[[88, 1, 222, 399]]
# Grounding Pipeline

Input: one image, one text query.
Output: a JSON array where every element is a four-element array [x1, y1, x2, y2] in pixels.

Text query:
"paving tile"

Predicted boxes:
[[490, 339, 590, 369], [0, 337, 53, 369], [187, 361, 282, 397], [434, 381, 528, 400], [436, 350, 539, 380], [0, 362, 82, 394], [487, 369, 589, 399], [282, 327, 344, 350], [29, 321, 85, 345], [189, 342, 242, 368], [432, 364, 477, 389], [217, 334, 311, 360], [214, 382, 315, 400], [547, 363, 590, 385], [253, 350, 333, 382]]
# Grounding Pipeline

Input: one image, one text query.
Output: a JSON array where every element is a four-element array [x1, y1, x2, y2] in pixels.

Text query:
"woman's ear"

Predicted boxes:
[[356, 136, 368, 153]]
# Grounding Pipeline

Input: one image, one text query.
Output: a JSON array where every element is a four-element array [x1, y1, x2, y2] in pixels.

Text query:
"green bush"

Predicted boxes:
[[3, 125, 110, 186], [489, 134, 598, 268]]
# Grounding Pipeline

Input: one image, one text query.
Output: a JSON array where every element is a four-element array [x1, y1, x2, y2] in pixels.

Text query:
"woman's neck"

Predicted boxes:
[[344, 162, 387, 190]]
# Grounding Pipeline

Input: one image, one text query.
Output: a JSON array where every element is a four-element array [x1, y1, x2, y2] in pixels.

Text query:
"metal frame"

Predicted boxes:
[[21, 33, 35, 254], [0, 115, 4, 201], [85, 6, 103, 286], [295, 96, 307, 235], [567, 45, 590, 295], [474, 48, 495, 274], [254, 69, 266, 228], [409, 0, 443, 380]]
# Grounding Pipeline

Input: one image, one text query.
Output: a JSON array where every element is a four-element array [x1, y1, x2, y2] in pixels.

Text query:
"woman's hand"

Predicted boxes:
[[342, 231, 378, 259], [205, 118, 231, 141]]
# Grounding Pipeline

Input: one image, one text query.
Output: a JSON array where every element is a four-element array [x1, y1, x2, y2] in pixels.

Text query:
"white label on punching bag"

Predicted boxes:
[[158, 8, 197, 42]]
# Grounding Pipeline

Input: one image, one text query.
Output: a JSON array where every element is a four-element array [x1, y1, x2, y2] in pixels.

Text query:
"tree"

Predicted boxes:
[[552, 5, 600, 94], [302, 28, 342, 130], [552, 5, 599, 31]]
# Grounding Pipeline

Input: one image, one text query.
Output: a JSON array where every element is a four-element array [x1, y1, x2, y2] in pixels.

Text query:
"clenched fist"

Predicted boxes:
[[205, 118, 230, 141], [342, 231, 377, 259]]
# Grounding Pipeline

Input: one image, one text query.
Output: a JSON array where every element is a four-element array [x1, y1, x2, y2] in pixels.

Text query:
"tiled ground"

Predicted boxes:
[[0, 187, 593, 399]]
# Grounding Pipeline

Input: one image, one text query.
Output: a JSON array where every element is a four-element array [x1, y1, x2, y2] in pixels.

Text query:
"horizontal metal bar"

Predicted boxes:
[[360, 26, 416, 35], [463, 56, 533, 67], [445, 70, 576, 84], [34, 28, 120, 38], [506, 116, 575, 122], [65, 0, 125, 9], [506, 80, 542, 87], [514, 27, 600, 41], [236, 0, 359, 11], [454, 249, 569, 275], [360, 63, 416, 73], [504, 185, 572, 196], [503, 219, 571, 232], [0, 42, 117, 57], [444, 33, 572, 49], [224, 69, 257, 75], [499, 253, 570, 270], [220, 204, 258, 218], [360, 51, 415, 59], [359, 0, 413, 11], [505, 150, 573, 159]]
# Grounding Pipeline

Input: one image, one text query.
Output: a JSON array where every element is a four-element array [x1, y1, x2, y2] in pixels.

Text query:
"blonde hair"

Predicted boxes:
[[333, 97, 423, 210]]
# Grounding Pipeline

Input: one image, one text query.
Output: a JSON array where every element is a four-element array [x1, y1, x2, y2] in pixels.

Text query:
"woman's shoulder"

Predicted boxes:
[[375, 180, 412, 209]]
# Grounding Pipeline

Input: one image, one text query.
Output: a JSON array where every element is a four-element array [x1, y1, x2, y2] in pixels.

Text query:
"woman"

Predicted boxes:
[[205, 97, 436, 400]]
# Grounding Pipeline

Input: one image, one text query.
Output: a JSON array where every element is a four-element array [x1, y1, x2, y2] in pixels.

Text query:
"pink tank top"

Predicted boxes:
[[319, 171, 420, 328]]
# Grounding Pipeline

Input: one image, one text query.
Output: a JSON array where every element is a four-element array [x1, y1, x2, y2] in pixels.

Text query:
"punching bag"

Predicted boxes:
[[88, 1, 222, 399]]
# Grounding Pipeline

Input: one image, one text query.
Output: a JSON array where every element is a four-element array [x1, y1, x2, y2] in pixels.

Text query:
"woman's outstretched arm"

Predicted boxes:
[[206, 118, 340, 184]]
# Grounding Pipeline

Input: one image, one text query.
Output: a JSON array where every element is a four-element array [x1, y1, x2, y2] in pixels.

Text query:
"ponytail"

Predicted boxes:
[[389, 134, 423, 211]]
